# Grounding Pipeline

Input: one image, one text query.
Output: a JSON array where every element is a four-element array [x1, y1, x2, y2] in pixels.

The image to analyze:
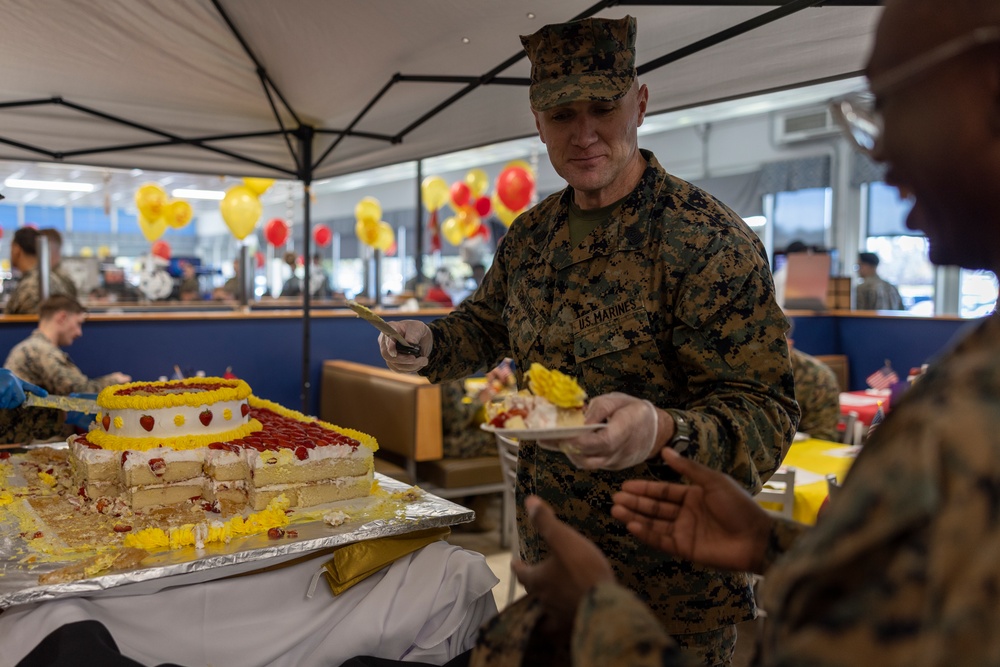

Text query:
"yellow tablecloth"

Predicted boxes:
[[779, 438, 857, 524]]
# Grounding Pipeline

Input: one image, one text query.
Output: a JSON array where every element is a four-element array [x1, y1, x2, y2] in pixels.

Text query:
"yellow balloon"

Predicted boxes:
[[138, 213, 168, 242], [421, 176, 449, 212], [492, 193, 518, 227], [373, 221, 395, 252], [135, 183, 168, 221], [165, 200, 193, 228], [220, 185, 262, 240], [79, 246, 94, 258], [354, 196, 382, 225], [97, 245, 111, 259], [242, 177, 275, 196], [464, 169, 489, 199], [355, 218, 380, 247], [441, 216, 465, 246], [456, 207, 481, 237]]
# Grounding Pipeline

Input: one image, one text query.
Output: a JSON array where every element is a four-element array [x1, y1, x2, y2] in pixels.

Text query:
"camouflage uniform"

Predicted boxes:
[[790, 347, 841, 442], [422, 151, 799, 640], [3, 330, 122, 395], [0, 406, 64, 445], [3, 267, 78, 315], [855, 275, 904, 311], [517, 312, 1000, 665], [441, 379, 496, 459]]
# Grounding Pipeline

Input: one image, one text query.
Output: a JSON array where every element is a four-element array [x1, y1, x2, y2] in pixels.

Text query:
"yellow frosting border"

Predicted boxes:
[[87, 419, 263, 452], [249, 396, 379, 453], [98, 378, 252, 411]]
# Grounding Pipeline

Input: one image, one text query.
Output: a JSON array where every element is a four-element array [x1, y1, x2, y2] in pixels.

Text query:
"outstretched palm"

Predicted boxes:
[[611, 449, 774, 574]]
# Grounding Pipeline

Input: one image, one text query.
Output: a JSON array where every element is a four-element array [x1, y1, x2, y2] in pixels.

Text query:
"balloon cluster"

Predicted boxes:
[[354, 197, 395, 252], [421, 162, 535, 247], [134, 183, 194, 242], [220, 178, 274, 240]]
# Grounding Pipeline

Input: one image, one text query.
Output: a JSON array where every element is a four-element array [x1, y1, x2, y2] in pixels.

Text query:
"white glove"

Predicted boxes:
[[562, 392, 660, 470], [378, 320, 433, 374]]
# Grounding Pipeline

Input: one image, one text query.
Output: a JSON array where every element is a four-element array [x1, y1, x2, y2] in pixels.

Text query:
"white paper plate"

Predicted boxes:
[[479, 423, 606, 441]]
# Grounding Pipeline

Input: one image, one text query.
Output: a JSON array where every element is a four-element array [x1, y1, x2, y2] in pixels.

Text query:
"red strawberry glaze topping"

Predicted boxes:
[[80, 407, 362, 453], [115, 381, 227, 396]]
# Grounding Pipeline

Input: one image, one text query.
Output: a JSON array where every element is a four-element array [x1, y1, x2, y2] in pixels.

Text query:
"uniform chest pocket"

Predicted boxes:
[[574, 309, 663, 395], [574, 308, 654, 361]]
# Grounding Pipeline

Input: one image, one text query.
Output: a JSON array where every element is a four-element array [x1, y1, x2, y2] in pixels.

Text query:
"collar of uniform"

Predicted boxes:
[[542, 149, 667, 271]]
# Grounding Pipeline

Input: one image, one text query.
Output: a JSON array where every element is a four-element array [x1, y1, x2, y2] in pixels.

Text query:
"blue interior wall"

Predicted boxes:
[[0, 313, 974, 415]]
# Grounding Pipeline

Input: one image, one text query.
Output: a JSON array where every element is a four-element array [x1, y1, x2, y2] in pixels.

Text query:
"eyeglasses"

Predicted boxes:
[[830, 26, 1000, 156]]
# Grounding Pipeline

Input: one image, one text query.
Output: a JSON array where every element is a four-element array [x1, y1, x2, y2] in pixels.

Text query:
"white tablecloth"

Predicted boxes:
[[0, 542, 499, 667]]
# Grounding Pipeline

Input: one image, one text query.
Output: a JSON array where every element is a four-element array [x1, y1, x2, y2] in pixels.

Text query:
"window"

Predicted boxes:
[[772, 187, 830, 250], [864, 182, 935, 313], [960, 270, 998, 318]]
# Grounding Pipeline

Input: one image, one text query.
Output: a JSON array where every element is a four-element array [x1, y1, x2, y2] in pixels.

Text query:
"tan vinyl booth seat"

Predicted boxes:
[[320, 360, 504, 498]]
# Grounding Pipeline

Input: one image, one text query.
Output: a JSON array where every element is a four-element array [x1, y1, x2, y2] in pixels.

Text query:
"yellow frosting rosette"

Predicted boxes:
[[525, 363, 587, 408]]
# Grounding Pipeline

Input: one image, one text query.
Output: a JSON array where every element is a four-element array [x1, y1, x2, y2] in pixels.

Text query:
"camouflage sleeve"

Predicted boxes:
[[9, 342, 111, 396], [4, 281, 37, 315], [573, 582, 693, 667], [793, 352, 842, 442], [0, 406, 65, 445], [654, 243, 799, 493], [759, 516, 809, 572]]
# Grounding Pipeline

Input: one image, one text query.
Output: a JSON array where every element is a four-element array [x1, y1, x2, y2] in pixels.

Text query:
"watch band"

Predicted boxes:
[[664, 409, 691, 453]]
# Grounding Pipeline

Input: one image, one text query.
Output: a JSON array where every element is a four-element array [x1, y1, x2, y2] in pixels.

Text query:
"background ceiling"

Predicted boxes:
[[0, 0, 881, 210]]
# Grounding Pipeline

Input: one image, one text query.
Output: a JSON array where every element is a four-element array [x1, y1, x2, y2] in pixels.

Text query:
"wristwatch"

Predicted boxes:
[[664, 409, 691, 453]]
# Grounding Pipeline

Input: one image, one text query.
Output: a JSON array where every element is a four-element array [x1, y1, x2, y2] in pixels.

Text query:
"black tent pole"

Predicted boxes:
[[299, 126, 315, 413]]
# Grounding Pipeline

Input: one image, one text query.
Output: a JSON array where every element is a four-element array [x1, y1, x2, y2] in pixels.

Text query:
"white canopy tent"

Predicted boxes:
[[0, 0, 882, 408], [1, 0, 881, 180]]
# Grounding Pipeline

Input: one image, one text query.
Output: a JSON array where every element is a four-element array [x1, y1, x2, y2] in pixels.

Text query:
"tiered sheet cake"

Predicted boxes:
[[69, 378, 376, 511]]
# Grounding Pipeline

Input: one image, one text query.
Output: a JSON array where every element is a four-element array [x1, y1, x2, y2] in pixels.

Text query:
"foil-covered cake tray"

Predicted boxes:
[[0, 468, 472, 609]]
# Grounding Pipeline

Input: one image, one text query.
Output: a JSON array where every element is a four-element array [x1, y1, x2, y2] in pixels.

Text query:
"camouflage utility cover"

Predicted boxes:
[[423, 150, 798, 634], [520, 15, 637, 112]]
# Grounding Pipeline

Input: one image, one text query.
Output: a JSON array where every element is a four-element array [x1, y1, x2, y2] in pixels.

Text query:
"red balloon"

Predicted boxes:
[[313, 224, 332, 247], [264, 218, 289, 247], [151, 240, 171, 260], [450, 181, 471, 209], [496, 166, 534, 211], [254, 251, 265, 269], [473, 195, 492, 217]]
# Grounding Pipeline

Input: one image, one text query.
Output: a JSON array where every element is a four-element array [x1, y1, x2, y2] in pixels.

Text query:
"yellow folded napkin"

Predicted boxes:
[[323, 526, 450, 595]]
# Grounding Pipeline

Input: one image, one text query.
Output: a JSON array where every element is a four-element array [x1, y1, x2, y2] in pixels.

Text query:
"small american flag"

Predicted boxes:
[[866, 362, 899, 390]]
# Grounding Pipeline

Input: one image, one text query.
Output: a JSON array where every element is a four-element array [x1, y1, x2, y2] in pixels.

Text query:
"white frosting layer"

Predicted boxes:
[[99, 399, 250, 439], [121, 446, 205, 469], [69, 436, 116, 464], [244, 443, 367, 469]]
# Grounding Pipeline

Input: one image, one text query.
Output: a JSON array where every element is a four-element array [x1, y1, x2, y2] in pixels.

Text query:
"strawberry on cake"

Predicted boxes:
[[69, 378, 376, 511]]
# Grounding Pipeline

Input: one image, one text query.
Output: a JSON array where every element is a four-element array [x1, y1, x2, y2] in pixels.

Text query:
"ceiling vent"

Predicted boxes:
[[773, 106, 839, 145]]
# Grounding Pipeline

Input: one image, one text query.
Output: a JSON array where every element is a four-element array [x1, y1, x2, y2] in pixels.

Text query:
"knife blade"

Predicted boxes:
[[23, 393, 100, 414], [346, 301, 424, 356]]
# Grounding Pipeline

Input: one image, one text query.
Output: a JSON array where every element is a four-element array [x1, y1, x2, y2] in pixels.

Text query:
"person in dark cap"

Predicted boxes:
[[855, 251, 904, 310], [374, 15, 796, 666]]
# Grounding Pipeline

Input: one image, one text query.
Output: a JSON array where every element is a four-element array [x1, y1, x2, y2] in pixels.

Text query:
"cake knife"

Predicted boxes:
[[346, 301, 424, 356], [23, 393, 100, 414]]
